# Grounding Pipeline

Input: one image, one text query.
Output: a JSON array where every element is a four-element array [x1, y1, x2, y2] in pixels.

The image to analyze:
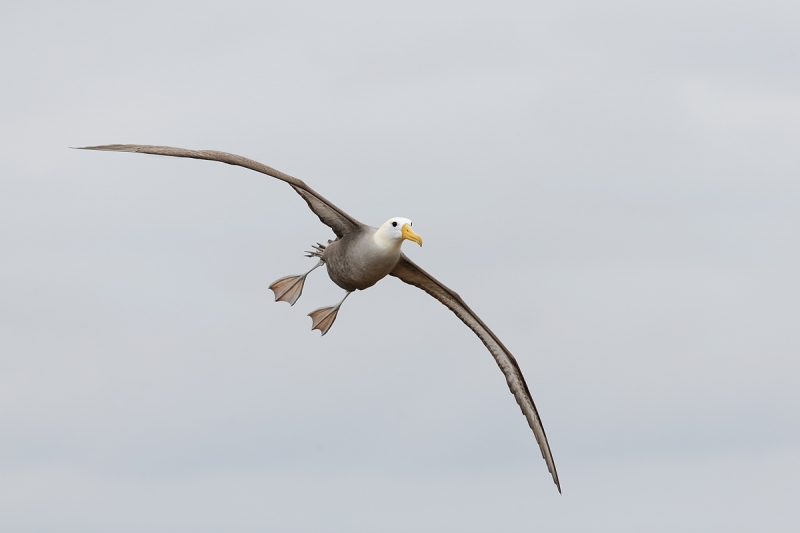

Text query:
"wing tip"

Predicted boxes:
[[71, 144, 141, 153], [546, 449, 561, 494], [547, 458, 562, 494]]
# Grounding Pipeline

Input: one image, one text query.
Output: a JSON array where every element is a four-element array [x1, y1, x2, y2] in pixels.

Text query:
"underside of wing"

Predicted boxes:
[[390, 254, 561, 492], [76, 144, 364, 237]]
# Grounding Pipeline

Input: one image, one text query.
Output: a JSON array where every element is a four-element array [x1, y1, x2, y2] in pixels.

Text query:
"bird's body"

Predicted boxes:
[[77, 143, 562, 493], [323, 219, 421, 291], [323, 228, 400, 291]]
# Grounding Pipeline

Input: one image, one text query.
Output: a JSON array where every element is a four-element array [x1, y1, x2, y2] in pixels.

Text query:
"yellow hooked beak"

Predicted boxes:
[[401, 223, 423, 247]]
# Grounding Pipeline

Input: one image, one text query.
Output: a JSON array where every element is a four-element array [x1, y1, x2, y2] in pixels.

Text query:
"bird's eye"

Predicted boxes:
[[392, 221, 397, 227]]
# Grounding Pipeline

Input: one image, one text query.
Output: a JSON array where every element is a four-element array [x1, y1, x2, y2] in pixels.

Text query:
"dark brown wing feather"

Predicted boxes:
[[391, 253, 561, 492], [76, 144, 363, 237]]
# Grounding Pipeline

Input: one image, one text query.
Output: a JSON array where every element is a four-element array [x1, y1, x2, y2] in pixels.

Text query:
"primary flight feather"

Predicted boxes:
[[78, 143, 561, 492]]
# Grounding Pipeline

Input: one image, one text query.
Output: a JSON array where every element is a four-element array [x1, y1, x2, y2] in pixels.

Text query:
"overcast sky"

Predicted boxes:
[[1, 1, 798, 531]]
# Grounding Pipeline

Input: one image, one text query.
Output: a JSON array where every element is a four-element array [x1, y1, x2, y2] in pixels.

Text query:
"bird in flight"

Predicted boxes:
[[78, 144, 561, 492]]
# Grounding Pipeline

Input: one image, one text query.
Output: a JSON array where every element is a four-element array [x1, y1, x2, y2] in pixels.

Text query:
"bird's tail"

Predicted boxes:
[[305, 240, 333, 258]]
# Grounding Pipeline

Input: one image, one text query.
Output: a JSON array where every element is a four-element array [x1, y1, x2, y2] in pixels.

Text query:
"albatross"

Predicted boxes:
[[78, 144, 561, 492]]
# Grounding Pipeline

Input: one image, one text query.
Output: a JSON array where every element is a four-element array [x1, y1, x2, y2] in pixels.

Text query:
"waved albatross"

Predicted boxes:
[[78, 144, 561, 492]]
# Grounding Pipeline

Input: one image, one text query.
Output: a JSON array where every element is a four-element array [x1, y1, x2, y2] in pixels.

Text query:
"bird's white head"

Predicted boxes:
[[374, 217, 423, 248]]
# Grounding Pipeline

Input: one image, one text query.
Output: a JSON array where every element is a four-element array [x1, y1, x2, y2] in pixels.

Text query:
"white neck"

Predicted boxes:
[[372, 227, 403, 252]]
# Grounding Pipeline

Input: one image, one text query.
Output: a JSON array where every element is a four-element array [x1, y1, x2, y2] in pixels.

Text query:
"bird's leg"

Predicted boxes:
[[268, 260, 324, 306], [308, 291, 352, 336]]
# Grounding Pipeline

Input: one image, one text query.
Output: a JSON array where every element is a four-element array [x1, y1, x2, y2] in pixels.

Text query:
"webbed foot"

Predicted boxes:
[[308, 305, 340, 336], [308, 291, 352, 336], [269, 260, 324, 306], [269, 274, 308, 306]]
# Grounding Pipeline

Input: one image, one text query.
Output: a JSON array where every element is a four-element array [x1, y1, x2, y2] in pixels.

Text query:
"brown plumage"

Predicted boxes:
[[77, 143, 561, 493]]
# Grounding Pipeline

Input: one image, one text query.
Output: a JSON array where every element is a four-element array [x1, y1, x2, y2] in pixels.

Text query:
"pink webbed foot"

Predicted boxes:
[[308, 291, 352, 336], [269, 274, 308, 306], [269, 260, 323, 306], [308, 305, 340, 336]]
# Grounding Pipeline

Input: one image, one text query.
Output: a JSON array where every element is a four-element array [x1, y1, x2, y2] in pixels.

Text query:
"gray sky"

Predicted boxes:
[[1, 1, 798, 531]]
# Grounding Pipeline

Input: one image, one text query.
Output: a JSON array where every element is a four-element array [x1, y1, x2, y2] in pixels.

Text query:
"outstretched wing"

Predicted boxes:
[[77, 144, 364, 237], [391, 253, 561, 492]]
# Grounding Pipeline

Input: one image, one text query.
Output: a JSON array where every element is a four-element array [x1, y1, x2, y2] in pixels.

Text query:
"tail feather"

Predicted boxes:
[[305, 241, 329, 258]]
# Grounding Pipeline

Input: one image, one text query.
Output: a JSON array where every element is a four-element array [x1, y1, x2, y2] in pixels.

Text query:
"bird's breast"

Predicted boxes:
[[323, 235, 401, 291]]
